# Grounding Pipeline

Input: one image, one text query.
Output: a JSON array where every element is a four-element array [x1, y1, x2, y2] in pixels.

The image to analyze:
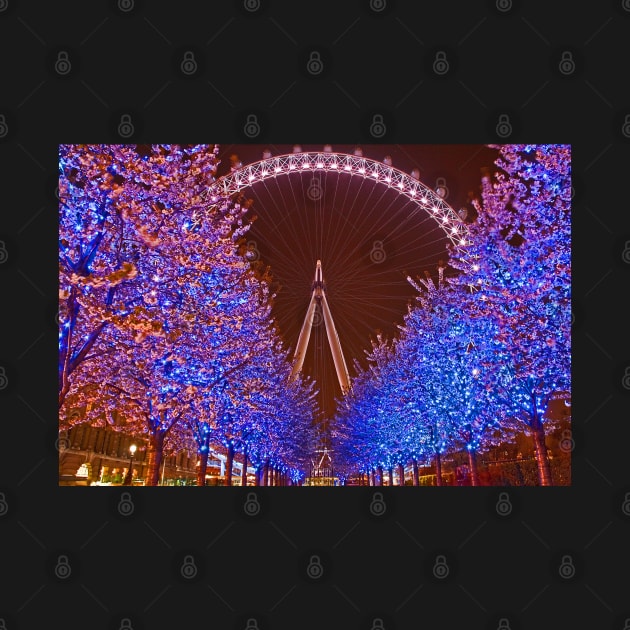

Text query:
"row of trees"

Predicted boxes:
[[59, 144, 318, 485], [332, 145, 571, 485]]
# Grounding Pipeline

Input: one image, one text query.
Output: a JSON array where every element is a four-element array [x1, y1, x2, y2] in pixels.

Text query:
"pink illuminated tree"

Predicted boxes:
[[59, 145, 295, 485]]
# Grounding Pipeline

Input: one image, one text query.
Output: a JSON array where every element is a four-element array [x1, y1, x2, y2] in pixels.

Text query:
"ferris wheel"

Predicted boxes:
[[208, 148, 469, 249], [206, 146, 472, 434]]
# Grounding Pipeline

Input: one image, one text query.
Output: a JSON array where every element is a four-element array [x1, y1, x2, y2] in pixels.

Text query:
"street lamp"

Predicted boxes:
[[123, 443, 137, 486]]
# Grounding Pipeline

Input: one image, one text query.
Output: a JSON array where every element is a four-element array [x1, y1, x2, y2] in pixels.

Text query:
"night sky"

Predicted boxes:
[[215, 144, 499, 429]]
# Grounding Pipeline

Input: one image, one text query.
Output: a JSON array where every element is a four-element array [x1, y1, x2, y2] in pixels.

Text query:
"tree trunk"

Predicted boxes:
[[146, 431, 165, 487], [434, 451, 443, 486], [225, 443, 235, 486], [263, 459, 270, 486], [241, 446, 248, 487], [412, 460, 419, 486], [197, 450, 208, 486], [468, 448, 480, 487], [377, 466, 384, 486], [196, 432, 210, 486], [254, 465, 261, 486], [398, 463, 405, 486], [388, 467, 394, 486], [532, 424, 553, 486]]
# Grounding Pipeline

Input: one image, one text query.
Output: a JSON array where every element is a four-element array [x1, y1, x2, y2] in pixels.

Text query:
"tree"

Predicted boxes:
[[58, 144, 223, 409], [401, 270, 513, 485], [332, 266, 517, 487], [60, 145, 287, 485], [448, 144, 571, 485], [332, 335, 404, 484], [241, 347, 318, 486]]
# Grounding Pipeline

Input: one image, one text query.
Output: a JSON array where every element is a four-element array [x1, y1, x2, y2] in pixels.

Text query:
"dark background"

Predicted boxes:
[[1, 1, 630, 629]]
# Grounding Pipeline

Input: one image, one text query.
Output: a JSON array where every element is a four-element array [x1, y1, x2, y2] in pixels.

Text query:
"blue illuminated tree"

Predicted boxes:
[[209, 333, 318, 486], [334, 266, 516, 487], [402, 270, 514, 485], [448, 144, 571, 485], [332, 334, 404, 485]]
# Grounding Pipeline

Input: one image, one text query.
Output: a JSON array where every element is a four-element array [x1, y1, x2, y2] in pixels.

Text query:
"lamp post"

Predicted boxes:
[[123, 443, 137, 486]]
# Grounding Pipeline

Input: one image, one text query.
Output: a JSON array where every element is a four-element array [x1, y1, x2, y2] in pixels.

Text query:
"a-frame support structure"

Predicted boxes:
[[289, 260, 351, 394], [290, 261, 349, 485]]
